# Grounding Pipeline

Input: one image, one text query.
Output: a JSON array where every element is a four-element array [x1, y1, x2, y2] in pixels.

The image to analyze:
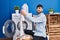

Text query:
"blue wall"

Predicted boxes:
[[0, 0, 60, 38], [0, 0, 10, 38], [10, 0, 60, 14]]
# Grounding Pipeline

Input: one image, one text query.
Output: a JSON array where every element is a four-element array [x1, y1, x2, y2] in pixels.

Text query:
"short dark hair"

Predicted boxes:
[[37, 4, 43, 8]]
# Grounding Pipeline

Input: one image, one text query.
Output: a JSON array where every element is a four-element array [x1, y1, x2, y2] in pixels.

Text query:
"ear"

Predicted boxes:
[[42, 9, 43, 11]]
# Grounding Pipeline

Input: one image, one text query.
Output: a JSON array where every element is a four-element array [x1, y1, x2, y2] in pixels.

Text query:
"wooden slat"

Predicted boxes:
[[49, 36, 60, 40], [50, 33, 60, 35], [49, 27, 60, 33]]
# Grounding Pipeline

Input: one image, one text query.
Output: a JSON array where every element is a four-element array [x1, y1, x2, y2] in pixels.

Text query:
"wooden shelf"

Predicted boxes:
[[46, 14, 60, 40]]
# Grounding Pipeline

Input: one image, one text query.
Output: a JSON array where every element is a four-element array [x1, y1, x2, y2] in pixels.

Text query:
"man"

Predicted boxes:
[[20, 4, 47, 40]]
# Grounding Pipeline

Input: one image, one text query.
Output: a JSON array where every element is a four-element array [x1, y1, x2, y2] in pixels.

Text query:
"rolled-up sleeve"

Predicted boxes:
[[25, 14, 44, 23]]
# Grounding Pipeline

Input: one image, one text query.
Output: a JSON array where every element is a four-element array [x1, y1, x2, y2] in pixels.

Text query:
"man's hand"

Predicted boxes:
[[20, 10, 27, 16]]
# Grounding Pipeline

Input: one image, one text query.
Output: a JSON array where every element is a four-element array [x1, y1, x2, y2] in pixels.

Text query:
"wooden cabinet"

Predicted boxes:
[[46, 14, 60, 40]]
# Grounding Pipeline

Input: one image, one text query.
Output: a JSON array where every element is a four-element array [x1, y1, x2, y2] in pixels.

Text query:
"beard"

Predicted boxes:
[[37, 11, 42, 14]]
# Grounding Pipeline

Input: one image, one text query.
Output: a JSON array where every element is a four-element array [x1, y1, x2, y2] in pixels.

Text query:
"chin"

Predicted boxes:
[[37, 12, 41, 14]]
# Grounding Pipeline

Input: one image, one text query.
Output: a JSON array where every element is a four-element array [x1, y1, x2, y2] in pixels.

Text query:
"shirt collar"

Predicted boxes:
[[37, 13, 43, 16]]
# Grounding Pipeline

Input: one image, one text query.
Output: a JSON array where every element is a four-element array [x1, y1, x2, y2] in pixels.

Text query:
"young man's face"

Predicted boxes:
[[36, 7, 43, 14]]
